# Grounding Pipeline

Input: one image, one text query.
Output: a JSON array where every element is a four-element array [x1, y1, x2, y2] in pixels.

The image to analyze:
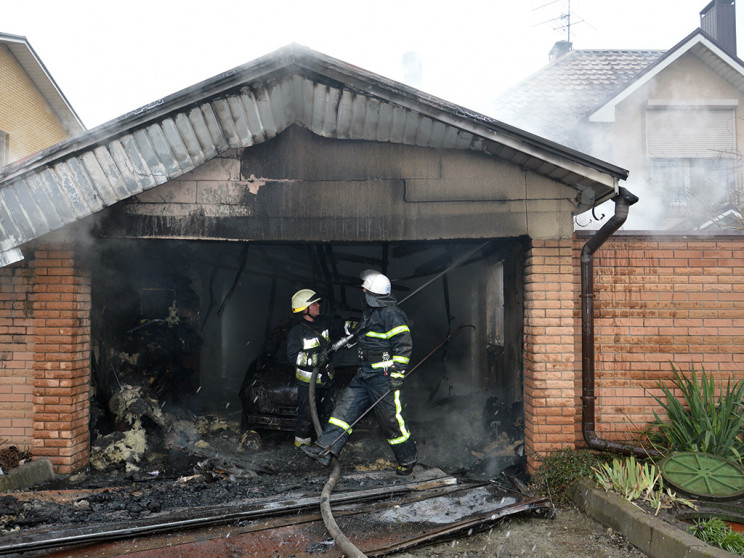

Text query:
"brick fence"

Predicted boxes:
[[577, 233, 744, 447], [524, 233, 744, 470]]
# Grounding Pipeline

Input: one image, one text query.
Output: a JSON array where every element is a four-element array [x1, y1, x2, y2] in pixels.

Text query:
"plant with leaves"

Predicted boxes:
[[593, 455, 658, 501], [529, 448, 614, 505], [688, 518, 744, 556], [648, 364, 744, 463], [593, 456, 695, 515]]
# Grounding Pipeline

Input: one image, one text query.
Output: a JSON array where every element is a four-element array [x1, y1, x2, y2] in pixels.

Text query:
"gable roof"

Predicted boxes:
[[590, 29, 744, 122], [0, 33, 85, 136], [493, 48, 664, 142], [0, 44, 629, 267], [493, 28, 744, 143]]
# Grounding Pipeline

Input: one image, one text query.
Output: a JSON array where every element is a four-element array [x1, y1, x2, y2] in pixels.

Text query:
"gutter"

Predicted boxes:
[[580, 187, 658, 458]]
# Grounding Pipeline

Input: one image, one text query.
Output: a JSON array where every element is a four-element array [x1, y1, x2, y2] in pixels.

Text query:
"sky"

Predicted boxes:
[[3, 0, 725, 129]]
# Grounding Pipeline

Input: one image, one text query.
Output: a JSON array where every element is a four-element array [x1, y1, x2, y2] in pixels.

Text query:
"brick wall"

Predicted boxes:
[[0, 261, 34, 446], [30, 247, 91, 474], [523, 239, 578, 470], [572, 233, 744, 447]]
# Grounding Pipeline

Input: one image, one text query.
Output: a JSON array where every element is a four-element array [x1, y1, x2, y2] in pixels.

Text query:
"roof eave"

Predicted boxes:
[[0, 32, 86, 135]]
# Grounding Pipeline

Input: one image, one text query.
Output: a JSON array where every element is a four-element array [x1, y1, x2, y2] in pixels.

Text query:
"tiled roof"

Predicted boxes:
[[493, 49, 663, 144]]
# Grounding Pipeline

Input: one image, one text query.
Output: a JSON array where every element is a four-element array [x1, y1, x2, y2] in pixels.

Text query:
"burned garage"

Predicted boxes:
[[0, 45, 631, 550], [82, 121, 541, 478]]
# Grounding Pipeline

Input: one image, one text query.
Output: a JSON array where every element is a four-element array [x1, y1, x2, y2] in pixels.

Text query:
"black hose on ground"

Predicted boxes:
[[309, 370, 367, 558]]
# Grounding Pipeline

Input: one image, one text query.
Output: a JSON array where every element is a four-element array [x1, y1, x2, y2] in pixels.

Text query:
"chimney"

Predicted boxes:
[[549, 40, 573, 63], [700, 0, 737, 56]]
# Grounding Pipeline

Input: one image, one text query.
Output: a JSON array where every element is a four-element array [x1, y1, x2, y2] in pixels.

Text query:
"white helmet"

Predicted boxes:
[[291, 289, 321, 313], [361, 270, 391, 295]]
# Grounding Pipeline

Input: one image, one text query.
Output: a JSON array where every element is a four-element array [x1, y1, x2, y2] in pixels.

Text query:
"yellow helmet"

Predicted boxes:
[[291, 289, 321, 313]]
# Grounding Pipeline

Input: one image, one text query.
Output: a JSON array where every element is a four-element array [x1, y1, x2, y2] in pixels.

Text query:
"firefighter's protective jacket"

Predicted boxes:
[[286, 315, 344, 384], [358, 293, 412, 372]]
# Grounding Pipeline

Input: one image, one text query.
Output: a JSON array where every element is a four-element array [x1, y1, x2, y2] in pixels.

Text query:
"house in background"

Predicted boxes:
[[493, 0, 744, 230], [0, 32, 84, 166]]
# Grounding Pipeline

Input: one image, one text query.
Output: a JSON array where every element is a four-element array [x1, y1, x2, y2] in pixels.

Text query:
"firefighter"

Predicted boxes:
[[286, 289, 348, 448], [301, 270, 418, 476]]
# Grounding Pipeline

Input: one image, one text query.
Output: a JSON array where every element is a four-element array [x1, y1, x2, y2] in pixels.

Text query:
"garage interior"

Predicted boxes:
[[85, 234, 527, 477]]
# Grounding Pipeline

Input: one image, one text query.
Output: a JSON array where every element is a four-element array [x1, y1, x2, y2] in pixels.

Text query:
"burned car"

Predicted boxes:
[[239, 320, 358, 433]]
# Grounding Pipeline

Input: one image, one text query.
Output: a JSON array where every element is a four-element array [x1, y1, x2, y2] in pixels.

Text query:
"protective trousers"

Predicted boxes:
[[316, 368, 416, 466], [295, 381, 333, 445]]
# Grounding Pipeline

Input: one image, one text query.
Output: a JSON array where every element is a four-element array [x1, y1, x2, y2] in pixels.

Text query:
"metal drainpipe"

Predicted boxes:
[[581, 186, 658, 458]]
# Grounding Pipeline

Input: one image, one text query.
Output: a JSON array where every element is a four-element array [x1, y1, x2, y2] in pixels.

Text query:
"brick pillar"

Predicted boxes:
[[0, 262, 34, 446], [31, 248, 91, 474], [523, 239, 577, 472]]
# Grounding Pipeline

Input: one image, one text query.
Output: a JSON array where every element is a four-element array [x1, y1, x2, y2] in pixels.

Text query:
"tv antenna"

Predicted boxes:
[[533, 0, 584, 42]]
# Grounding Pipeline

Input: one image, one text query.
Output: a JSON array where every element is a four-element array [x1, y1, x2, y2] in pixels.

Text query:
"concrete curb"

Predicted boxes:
[[570, 479, 736, 558], [0, 458, 55, 492]]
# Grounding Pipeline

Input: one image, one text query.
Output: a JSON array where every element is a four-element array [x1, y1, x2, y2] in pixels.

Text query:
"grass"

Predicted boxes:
[[688, 518, 744, 556]]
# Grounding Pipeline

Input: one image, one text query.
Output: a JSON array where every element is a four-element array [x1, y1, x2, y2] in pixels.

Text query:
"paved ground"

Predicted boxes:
[[397, 506, 647, 557]]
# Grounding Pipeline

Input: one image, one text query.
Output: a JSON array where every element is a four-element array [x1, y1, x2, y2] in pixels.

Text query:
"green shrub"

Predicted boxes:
[[530, 448, 613, 504], [688, 518, 744, 556], [649, 364, 744, 463]]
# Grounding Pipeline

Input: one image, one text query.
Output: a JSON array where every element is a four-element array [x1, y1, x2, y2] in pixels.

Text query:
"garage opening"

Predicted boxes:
[[86, 237, 527, 477]]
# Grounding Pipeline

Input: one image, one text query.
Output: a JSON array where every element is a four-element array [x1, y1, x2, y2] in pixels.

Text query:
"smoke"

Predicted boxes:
[[402, 51, 423, 88], [489, 44, 743, 232]]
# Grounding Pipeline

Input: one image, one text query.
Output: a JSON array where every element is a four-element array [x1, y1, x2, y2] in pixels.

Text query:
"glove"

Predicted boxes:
[[317, 350, 328, 367], [323, 364, 335, 384], [387, 365, 406, 391]]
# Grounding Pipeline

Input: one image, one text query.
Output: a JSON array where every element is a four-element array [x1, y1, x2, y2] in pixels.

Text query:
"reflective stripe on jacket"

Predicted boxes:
[[359, 304, 412, 370]]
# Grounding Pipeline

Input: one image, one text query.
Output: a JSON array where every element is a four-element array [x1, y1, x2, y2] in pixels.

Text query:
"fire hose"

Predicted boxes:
[[308, 370, 363, 557], [307, 324, 474, 557], [304, 243, 485, 555]]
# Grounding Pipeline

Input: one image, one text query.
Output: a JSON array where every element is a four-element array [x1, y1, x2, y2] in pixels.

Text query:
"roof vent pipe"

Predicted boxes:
[[549, 40, 573, 62], [580, 187, 659, 458]]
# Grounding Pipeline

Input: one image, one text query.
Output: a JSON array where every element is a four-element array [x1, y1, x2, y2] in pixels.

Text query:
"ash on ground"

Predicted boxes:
[[1, 388, 525, 535]]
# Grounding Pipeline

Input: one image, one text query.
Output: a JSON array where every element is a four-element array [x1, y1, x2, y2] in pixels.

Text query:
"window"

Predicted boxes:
[[645, 102, 741, 219]]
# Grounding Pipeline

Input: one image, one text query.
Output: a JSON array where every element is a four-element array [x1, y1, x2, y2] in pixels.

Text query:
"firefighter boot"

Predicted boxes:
[[396, 459, 417, 476], [301, 444, 332, 467]]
